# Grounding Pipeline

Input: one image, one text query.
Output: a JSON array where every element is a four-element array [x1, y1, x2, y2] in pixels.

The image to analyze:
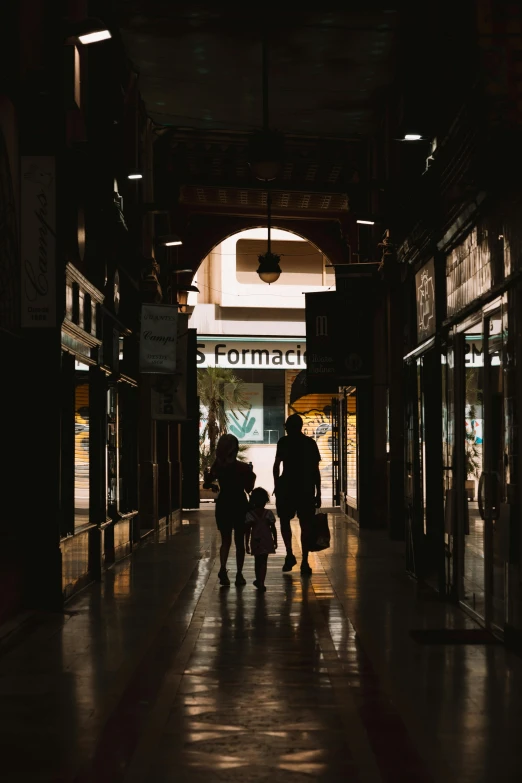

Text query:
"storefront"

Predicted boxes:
[[404, 214, 522, 638], [338, 387, 358, 520], [198, 336, 337, 501], [60, 262, 139, 598]]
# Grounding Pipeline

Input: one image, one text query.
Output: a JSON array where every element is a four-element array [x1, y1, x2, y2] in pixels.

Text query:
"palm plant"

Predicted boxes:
[[197, 368, 248, 477]]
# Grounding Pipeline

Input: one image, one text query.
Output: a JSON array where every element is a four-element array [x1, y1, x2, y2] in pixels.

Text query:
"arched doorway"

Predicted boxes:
[[191, 227, 341, 503]]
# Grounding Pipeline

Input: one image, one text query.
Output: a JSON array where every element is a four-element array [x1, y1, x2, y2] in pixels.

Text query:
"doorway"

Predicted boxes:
[[458, 299, 507, 631]]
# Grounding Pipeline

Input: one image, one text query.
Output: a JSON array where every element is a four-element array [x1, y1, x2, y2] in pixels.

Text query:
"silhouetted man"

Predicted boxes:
[[273, 414, 321, 576]]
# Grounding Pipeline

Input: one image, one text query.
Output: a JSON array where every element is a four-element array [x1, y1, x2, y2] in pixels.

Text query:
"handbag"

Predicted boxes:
[[308, 512, 330, 552]]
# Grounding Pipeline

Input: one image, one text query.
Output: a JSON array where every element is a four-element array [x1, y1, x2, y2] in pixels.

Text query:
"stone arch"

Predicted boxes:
[[172, 212, 355, 275]]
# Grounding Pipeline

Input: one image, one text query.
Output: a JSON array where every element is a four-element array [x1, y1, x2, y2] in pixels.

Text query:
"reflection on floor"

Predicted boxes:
[[0, 510, 521, 782], [463, 503, 485, 618]]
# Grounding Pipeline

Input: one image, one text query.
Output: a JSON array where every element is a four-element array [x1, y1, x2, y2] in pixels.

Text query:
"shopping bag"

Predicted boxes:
[[308, 512, 330, 552]]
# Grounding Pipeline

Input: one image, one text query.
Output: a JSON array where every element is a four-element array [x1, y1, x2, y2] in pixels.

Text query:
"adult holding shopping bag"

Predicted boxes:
[[273, 414, 321, 576]]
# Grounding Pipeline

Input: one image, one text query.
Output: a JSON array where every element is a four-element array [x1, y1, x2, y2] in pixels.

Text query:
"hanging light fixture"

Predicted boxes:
[[257, 191, 281, 284], [248, 23, 284, 182]]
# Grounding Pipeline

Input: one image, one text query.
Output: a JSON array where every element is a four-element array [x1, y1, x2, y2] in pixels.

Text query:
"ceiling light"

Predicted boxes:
[[78, 28, 111, 45], [357, 219, 375, 225], [404, 134, 422, 141], [127, 171, 143, 180], [159, 234, 183, 246]]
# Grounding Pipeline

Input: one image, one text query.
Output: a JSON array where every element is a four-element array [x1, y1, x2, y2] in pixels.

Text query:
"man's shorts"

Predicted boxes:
[[276, 491, 315, 524]]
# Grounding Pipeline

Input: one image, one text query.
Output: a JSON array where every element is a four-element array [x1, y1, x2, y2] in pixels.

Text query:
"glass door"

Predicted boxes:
[[481, 305, 507, 630], [459, 302, 507, 630], [461, 320, 485, 617]]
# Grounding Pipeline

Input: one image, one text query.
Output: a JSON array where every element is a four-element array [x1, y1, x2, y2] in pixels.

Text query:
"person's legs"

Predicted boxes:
[[219, 530, 232, 584], [254, 554, 268, 589], [279, 515, 293, 555], [277, 494, 298, 571], [298, 499, 315, 575], [233, 526, 246, 585]]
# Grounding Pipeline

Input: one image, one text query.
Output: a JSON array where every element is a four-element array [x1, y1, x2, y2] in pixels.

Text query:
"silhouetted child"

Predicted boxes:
[[245, 488, 277, 592]]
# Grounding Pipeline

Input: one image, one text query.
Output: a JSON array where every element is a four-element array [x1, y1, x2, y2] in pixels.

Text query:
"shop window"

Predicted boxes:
[[71, 282, 80, 324], [74, 374, 89, 529], [346, 390, 358, 504], [107, 386, 118, 513], [84, 293, 92, 333], [226, 381, 285, 445]]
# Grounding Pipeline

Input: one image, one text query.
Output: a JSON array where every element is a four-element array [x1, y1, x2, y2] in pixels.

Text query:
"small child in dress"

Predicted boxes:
[[245, 487, 278, 592]]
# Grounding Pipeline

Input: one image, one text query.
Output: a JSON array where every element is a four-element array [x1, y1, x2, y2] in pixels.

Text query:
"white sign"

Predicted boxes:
[[21, 156, 56, 327], [151, 315, 189, 419], [225, 383, 264, 441], [197, 339, 306, 370], [139, 303, 178, 373]]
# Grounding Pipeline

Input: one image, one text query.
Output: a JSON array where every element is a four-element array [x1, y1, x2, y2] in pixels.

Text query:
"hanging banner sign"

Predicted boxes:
[[21, 156, 56, 327], [151, 315, 188, 419], [139, 303, 178, 373], [225, 383, 264, 442], [306, 287, 374, 385]]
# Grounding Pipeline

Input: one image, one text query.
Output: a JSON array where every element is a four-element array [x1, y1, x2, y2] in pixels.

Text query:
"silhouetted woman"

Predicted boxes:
[[206, 434, 256, 586]]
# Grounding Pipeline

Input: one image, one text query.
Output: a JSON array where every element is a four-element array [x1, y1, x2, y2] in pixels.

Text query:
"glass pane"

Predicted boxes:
[[417, 359, 427, 535], [74, 375, 90, 530], [488, 310, 505, 628], [346, 391, 357, 504], [463, 321, 485, 616]]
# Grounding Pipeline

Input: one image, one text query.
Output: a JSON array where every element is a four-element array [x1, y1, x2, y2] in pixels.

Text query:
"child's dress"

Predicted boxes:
[[246, 509, 276, 556]]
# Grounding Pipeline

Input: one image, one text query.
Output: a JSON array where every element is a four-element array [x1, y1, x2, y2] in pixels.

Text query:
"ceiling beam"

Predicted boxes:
[[176, 179, 355, 196]]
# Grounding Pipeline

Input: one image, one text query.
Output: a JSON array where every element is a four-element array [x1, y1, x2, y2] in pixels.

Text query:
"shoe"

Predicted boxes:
[[300, 562, 312, 577], [282, 554, 297, 572], [235, 572, 246, 586], [253, 580, 267, 592], [218, 568, 230, 586]]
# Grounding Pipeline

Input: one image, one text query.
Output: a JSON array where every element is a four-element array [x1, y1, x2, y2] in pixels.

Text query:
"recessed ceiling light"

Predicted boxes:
[[78, 29, 111, 45], [357, 219, 375, 225], [404, 134, 422, 141], [158, 234, 183, 246]]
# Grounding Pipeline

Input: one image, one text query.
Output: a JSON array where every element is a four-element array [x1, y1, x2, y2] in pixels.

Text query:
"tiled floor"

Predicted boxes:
[[0, 510, 521, 782]]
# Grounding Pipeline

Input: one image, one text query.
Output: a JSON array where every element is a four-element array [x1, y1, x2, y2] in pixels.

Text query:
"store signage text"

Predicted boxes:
[[465, 339, 501, 367], [197, 341, 306, 369], [21, 156, 56, 327]]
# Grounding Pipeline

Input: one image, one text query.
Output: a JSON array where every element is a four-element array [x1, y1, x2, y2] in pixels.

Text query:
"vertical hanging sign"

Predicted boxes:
[[151, 314, 189, 419], [21, 156, 56, 327], [139, 303, 178, 373], [415, 258, 436, 343]]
